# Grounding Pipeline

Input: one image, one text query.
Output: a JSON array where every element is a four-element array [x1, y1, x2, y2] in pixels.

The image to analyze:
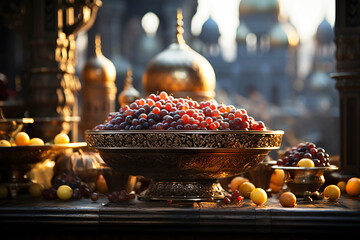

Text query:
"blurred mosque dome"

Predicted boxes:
[[236, 22, 251, 43], [316, 18, 333, 45], [269, 22, 289, 47], [239, 0, 280, 16], [308, 71, 333, 92], [199, 17, 220, 45]]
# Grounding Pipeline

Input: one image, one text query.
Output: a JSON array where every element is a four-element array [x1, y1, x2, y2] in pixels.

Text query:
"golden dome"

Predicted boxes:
[[239, 0, 280, 16], [269, 22, 299, 47], [118, 68, 140, 107], [142, 10, 216, 101], [81, 35, 116, 84]]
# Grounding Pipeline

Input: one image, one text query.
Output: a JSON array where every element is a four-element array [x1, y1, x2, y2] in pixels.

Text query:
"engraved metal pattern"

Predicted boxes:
[[85, 130, 283, 201], [85, 130, 283, 149]]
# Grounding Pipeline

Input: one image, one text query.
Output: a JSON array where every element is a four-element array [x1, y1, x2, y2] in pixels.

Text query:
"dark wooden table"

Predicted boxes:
[[0, 194, 359, 239]]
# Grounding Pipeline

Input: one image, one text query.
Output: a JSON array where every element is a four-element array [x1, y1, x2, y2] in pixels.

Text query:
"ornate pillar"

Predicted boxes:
[[1, 0, 102, 142], [332, 0, 360, 175]]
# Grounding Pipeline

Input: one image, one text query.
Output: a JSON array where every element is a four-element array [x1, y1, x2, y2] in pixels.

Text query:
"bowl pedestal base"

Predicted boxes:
[[139, 180, 228, 201]]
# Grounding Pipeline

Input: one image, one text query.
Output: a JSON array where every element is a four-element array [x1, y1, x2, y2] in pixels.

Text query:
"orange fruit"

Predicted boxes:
[[323, 185, 341, 201], [270, 169, 285, 186], [250, 188, 267, 205], [239, 182, 255, 199], [279, 192, 296, 207], [230, 176, 249, 192], [0, 140, 11, 147], [14, 132, 30, 146], [29, 137, 44, 145], [54, 133, 70, 144], [269, 182, 283, 193], [297, 158, 315, 167], [346, 177, 360, 197], [96, 174, 109, 194], [337, 181, 346, 193]]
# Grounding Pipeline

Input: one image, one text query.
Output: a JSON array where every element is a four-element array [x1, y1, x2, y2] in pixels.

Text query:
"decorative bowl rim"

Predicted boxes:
[[85, 129, 285, 135], [272, 165, 338, 171]]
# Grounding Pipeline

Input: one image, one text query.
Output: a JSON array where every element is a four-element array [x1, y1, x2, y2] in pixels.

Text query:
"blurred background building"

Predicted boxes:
[[0, 0, 339, 156]]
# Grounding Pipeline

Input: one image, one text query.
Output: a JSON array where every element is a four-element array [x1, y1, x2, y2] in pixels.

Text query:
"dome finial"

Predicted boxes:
[[176, 9, 185, 44], [124, 68, 133, 88], [95, 34, 102, 55]]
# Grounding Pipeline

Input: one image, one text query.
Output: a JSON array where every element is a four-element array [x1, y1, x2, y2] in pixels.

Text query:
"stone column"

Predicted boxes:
[[332, 0, 360, 175]]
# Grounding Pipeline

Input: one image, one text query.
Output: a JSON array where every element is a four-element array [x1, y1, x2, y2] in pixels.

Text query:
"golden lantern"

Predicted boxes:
[[142, 10, 216, 101], [80, 34, 117, 134]]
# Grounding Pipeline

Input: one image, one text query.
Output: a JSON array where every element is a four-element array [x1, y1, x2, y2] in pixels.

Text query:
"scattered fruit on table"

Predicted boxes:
[[250, 188, 267, 205], [337, 181, 346, 193], [276, 142, 330, 167], [0, 140, 11, 147], [0, 184, 8, 199], [323, 185, 341, 201], [223, 189, 244, 204], [93, 91, 267, 131], [29, 137, 44, 145], [14, 132, 30, 146], [346, 177, 360, 197], [54, 133, 70, 144], [56, 185, 73, 200], [269, 169, 285, 193], [297, 158, 315, 167], [95, 174, 109, 195], [230, 176, 249, 193], [239, 182, 255, 199], [107, 190, 136, 203], [279, 192, 296, 207], [90, 192, 99, 202], [28, 182, 44, 197]]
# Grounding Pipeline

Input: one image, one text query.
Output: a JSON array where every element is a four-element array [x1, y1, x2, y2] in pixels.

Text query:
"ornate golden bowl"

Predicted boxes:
[[85, 130, 284, 201], [272, 165, 338, 197], [0, 143, 87, 196]]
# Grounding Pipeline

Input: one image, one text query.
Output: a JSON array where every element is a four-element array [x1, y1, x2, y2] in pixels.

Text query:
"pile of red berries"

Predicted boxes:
[[276, 142, 331, 167], [93, 91, 266, 131], [223, 189, 244, 204]]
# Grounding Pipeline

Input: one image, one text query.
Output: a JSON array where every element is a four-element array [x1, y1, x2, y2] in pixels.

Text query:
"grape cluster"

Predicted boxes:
[[223, 189, 244, 204], [42, 170, 92, 200], [276, 142, 330, 167], [93, 91, 266, 131]]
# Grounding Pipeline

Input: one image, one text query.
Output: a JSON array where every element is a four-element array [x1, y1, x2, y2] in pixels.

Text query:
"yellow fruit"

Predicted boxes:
[[346, 177, 360, 197], [29, 138, 44, 146], [54, 133, 70, 144], [14, 132, 30, 146], [56, 185, 73, 200], [230, 176, 249, 192], [239, 182, 255, 199], [337, 181, 346, 193], [250, 188, 267, 205], [29, 183, 44, 197], [297, 158, 315, 167], [323, 185, 341, 201], [0, 140, 11, 147], [0, 184, 8, 199], [279, 192, 296, 207], [270, 169, 285, 186]]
